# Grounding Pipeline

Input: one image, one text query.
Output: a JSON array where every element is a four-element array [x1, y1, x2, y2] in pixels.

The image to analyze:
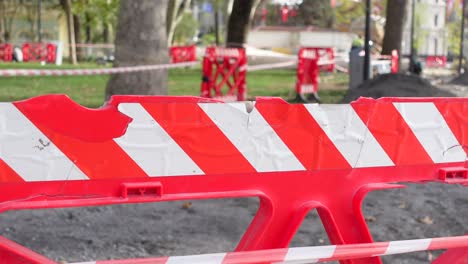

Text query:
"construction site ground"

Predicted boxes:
[[0, 68, 467, 264]]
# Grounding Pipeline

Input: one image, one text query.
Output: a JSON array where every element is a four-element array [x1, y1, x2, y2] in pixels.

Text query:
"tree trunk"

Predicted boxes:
[[226, 0, 260, 47], [105, 0, 169, 100], [61, 0, 77, 64], [85, 12, 92, 43], [73, 14, 84, 61], [381, 0, 407, 56]]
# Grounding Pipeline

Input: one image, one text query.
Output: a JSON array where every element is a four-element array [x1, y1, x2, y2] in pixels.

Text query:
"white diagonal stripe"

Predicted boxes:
[[166, 253, 226, 264], [0, 104, 88, 181], [281, 245, 336, 263], [384, 238, 431, 255], [394, 102, 466, 163], [114, 103, 204, 176], [199, 103, 305, 172], [304, 104, 394, 168]]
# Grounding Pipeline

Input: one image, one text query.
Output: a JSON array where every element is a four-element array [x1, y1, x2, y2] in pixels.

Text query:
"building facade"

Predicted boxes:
[[402, 0, 447, 57]]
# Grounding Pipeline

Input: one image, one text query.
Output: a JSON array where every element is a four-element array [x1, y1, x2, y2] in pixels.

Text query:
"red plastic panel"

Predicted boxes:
[[200, 47, 247, 102], [0, 95, 465, 264], [169, 45, 196, 63]]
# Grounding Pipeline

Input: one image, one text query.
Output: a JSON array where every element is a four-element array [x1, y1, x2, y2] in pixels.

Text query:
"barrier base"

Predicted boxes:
[[295, 92, 321, 103]]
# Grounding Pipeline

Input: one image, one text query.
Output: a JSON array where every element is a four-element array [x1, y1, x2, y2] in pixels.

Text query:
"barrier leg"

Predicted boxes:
[[432, 247, 468, 264], [0, 236, 56, 264]]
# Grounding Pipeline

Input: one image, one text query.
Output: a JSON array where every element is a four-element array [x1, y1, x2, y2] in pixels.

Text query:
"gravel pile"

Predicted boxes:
[[343, 73, 455, 103]]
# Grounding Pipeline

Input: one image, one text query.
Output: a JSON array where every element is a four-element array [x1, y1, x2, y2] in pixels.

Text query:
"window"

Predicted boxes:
[[434, 38, 438, 55], [434, 14, 438, 27]]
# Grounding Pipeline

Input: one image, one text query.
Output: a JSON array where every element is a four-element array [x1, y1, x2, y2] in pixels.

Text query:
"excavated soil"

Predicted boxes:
[[343, 73, 456, 103], [0, 73, 466, 264]]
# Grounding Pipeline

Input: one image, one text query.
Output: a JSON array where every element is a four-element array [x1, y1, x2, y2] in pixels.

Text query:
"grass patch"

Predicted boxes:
[[0, 64, 347, 107]]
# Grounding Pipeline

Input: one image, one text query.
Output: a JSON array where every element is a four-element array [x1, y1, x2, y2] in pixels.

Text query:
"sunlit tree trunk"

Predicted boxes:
[[105, 0, 169, 99]]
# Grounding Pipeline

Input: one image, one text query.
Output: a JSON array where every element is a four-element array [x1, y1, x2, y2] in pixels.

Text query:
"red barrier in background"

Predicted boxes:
[[201, 47, 247, 102], [170, 45, 196, 63], [296, 47, 320, 101], [0, 43, 13, 62], [22, 43, 56, 63], [426, 56, 447, 68], [391, 49, 399, 73], [0, 95, 466, 264], [317, 47, 335, 72]]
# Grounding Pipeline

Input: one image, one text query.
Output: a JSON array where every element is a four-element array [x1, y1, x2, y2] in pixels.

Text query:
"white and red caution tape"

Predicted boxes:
[[247, 59, 336, 72], [72, 235, 468, 264], [247, 60, 298, 71], [0, 61, 198, 77]]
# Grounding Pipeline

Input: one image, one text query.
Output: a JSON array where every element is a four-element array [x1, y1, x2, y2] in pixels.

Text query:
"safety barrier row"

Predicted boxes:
[[0, 95, 466, 264], [0, 43, 13, 62], [70, 235, 468, 264], [22, 43, 57, 63], [201, 46, 337, 102], [426, 56, 447, 68]]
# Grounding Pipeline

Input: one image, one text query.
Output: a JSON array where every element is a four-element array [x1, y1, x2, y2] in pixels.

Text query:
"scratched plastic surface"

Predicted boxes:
[[0, 95, 465, 264]]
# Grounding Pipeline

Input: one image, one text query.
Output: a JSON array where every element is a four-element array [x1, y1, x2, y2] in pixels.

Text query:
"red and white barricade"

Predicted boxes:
[[170, 45, 197, 63], [22, 43, 57, 63], [0, 43, 13, 62], [317, 47, 335, 72], [0, 95, 466, 263], [391, 49, 399, 73], [426, 56, 447, 68], [295, 47, 321, 102], [201, 46, 247, 102]]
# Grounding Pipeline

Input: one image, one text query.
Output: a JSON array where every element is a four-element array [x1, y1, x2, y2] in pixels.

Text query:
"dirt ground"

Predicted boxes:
[[0, 70, 467, 264]]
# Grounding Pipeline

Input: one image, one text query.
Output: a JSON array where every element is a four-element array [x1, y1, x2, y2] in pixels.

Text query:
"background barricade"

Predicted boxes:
[[0, 43, 13, 62], [22, 43, 57, 63], [200, 46, 247, 101], [170, 45, 197, 63]]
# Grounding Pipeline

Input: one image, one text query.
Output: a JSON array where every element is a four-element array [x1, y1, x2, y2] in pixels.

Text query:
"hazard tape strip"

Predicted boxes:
[[247, 60, 336, 72], [0, 61, 198, 77], [247, 60, 297, 71], [71, 235, 468, 264], [335, 64, 349, 73]]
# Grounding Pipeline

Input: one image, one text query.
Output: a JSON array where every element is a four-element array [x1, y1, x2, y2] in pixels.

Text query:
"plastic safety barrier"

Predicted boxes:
[[0, 43, 13, 62], [22, 43, 56, 63], [0, 95, 466, 264], [295, 47, 321, 102], [170, 45, 197, 63], [200, 47, 247, 102], [426, 56, 447, 68]]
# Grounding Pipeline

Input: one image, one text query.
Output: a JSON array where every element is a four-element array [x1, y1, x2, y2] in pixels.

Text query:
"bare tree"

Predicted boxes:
[[105, 0, 169, 99], [166, 0, 192, 46], [0, 0, 21, 42], [382, 0, 407, 56], [226, 0, 260, 47]]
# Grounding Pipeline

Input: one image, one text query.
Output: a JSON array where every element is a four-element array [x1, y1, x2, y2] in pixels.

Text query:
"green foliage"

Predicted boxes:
[[335, 0, 365, 30], [413, 2, 429, 52], [299, 0, 334, 28], [173, 12, 198, 45], [201, 32, 224, 45], [447, 1, 462, 57], [72, 0, 120, 42]]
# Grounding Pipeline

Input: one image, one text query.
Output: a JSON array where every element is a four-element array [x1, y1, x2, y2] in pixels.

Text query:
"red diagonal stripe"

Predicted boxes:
[[0, 159, 24, 183], [141, 102, 256, 175], [352, 101, 433, 165], [434, 101, 468, 155], [14, 102, 148, 180], [256, 100, 350, 170]]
